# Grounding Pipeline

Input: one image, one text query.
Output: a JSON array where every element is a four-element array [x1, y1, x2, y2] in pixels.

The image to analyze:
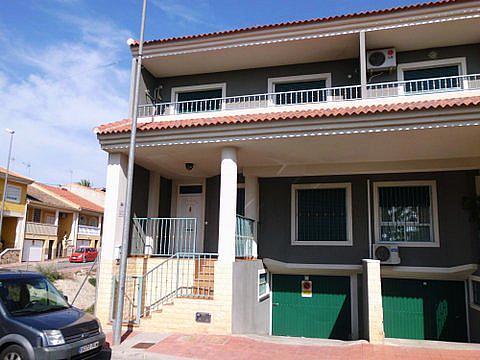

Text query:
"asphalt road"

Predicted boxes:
[[0, 259, 94, 272]]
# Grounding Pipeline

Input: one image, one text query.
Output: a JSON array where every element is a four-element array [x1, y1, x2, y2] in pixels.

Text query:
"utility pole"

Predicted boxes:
[[112, 0, 147, 346], [0, 129, 15, 243]]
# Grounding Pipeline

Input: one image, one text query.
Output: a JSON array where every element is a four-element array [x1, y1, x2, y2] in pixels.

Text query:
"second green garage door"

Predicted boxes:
[[382, 278, 467, 342], [272, 275, 351, 339]]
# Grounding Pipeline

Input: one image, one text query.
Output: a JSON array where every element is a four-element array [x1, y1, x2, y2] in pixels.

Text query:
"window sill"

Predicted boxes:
[[376, 241, 439, 248], [292, 240, 353, 246]]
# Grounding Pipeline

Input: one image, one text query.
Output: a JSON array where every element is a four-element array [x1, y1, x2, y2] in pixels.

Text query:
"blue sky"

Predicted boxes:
[[0, 0, 421, 187]]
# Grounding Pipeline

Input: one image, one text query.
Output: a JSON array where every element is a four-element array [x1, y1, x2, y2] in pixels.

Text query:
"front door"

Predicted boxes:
[[177, 186, 203, 253]]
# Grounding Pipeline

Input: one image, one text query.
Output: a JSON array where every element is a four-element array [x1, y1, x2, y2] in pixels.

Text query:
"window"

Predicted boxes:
[[33, 208, 41, 223], [236, 187, 245, 216], [171, 83, 226, 114], [398, 58, 466, 93], [89, 217, 98, 227], [179, 185, 203, 194], [374, 181, 439, 246], [470, 277, 480, 310], [5, 184, 21, 203], [258, 269, 269, 301], [291, 183, 352, 246], [79, 215, 87, 225], [268, 74, 332, 105]]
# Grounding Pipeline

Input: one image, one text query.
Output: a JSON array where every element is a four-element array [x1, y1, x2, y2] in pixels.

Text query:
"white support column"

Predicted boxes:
[[70, 213, 79, 254], [218, 147, 237, 263], [359, 30, 367, 98], [146, 171, 160, 254], [362, 259, 385, 344], [95, 152, 128, 323], [54, 210, 60, 226], [244, 175, 259, 258], [101, 153, 128, 261]]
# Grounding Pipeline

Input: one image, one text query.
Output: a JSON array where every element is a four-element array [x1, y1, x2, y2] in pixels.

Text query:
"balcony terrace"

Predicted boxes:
[[25, 222, 57, 237], [137, 74, 480, 121]]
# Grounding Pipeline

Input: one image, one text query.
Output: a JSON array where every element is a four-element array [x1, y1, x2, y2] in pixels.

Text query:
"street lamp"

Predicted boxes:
[[0, 129, 15, 244]]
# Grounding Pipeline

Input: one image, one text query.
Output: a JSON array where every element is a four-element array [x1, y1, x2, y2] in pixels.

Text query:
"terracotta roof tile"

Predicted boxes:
[[27, 184, 78, 211], [130, 0, 472, 47], [37, 184, 104, 213], [95, 96, 480, 135]]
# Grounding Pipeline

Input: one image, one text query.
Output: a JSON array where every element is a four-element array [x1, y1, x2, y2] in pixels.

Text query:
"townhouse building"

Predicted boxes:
[[0, 167, 33, 264], [95, 0, 480, 343]]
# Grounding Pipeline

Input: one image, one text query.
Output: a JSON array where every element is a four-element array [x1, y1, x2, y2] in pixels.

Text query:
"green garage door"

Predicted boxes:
[[382, 279, 467, 342], [272, 275, 351, 339]]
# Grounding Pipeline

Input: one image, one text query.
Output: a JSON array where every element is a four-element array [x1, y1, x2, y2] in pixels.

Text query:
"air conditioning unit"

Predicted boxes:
[[367, 48, 397, 71], [373, 244, 401, 265]]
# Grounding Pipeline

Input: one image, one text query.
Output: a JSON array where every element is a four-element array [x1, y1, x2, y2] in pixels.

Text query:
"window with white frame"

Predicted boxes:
[[5, 184, 21, 204], [291, 183, 352, 246], [258, 269, 269, 301], [268, 74, 332, 105], [398, 58, 466, 93], [470, 277, 480, 309], [171, 83, 226, 114], [374, 181, 439, 245]]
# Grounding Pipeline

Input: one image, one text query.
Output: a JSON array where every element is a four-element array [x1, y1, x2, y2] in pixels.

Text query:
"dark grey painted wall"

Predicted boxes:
[[131, 164, 150, 218], [469, 308, 480, 342], [159, 176, 172, 217], [139, 43, 480, 106], [204, 175, 220, 253], [258, 170, 478, 267], [232, 260, 270, 335]]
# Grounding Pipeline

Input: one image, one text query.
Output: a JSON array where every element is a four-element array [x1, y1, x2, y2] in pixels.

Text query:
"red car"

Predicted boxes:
[[69, 247, 98, 263]]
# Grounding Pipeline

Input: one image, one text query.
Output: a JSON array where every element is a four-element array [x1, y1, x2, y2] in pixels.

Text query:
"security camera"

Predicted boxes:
[[185, 163, 194, 171]]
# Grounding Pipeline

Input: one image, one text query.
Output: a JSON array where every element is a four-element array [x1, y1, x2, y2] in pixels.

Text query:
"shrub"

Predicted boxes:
[[35, 265, 64, 283]]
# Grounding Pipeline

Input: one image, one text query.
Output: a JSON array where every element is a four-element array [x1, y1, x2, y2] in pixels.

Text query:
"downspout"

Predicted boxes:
[[367, 179, 373, 259]]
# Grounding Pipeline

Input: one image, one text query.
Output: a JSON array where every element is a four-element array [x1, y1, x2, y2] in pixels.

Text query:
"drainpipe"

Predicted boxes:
[[112, 0, 147, 346]]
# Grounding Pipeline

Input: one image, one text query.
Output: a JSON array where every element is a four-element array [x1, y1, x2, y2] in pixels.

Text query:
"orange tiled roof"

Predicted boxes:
[[95, 96, 480, 136], [129, 0, 472, 47], [37, 184, 104, 213]]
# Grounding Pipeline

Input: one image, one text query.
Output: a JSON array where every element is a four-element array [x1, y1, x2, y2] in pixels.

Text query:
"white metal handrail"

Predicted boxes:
[[137, 73, 480, 117], [131, 218, 197, 256]]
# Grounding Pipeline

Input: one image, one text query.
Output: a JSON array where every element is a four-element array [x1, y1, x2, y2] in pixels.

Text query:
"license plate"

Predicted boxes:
[[78, 341, 99, 354]]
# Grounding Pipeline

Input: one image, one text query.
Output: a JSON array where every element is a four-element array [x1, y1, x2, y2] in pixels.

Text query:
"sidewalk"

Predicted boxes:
[[106, 331, 480, 359]]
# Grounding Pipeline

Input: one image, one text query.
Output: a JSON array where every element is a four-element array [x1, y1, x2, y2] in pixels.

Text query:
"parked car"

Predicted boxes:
[[0, 270, 105, 359], [69, 247, 98, 263]]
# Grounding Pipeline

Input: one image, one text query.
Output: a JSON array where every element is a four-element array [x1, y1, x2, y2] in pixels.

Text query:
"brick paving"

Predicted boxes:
[[106, 332, 480, 360]]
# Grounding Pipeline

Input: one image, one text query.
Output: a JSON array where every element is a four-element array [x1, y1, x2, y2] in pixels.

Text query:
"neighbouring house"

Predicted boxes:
[[94, 0, 480, 344], [21, 183, 104, 262], [0, 167, 33, 264], [65, 183, 105, 208]]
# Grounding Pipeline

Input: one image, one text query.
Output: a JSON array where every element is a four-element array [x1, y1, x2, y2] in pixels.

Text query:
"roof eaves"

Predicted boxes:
[[129, 0, 472, 47]]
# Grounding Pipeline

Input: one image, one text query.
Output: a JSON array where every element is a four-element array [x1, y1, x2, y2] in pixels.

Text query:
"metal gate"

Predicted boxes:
[[272, 275, 351, 339]]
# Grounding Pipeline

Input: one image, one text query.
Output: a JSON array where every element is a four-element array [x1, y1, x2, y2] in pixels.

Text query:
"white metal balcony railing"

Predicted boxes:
[[25, 222, 57, 236], [137, 73, 480, 118], [78, 224, 101, 236], [131, 218, 198, 255]]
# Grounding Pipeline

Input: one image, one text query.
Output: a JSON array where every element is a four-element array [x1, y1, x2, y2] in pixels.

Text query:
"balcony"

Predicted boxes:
[[138, 74, 480, 120], [25, 222, 57, 237], [78, 225, 101, 237]]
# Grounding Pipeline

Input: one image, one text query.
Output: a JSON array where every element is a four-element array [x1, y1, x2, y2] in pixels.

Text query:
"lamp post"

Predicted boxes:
[[112, 0, 148, 346], [0, 129, 15, 244]]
